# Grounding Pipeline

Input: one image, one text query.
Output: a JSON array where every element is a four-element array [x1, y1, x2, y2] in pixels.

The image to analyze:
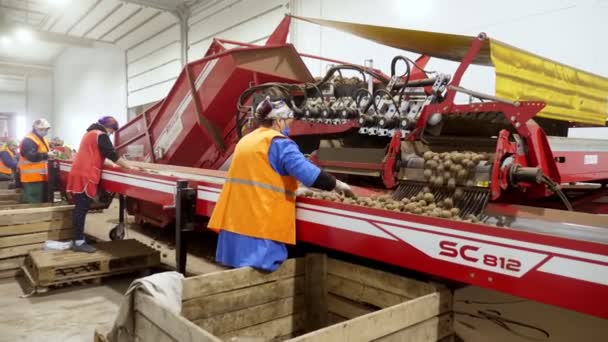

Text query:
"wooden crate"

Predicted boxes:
[[23, 239, 160, 288], [128, 254, 453, 342], [0, 189, 22, 204], [0, 204, 74, 279]]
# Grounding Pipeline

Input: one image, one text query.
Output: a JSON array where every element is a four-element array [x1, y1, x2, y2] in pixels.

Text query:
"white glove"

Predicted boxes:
[[334, 180, 356, 198], [46, 151, 57, 159]]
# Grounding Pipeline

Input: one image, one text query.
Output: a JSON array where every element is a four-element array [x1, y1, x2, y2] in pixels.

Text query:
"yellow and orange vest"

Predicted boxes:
[[18, 133, 49, 183], [0, 146, 16, 175], [207, 127, 299, 244]]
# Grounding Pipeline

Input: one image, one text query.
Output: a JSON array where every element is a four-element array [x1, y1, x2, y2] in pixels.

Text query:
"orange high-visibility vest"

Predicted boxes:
[[0, 146, 16, 175], [207, 127, 298, 244], [0, 145, 15, 175], [67, 130, 104, 198], [19, 133, 49, 183]]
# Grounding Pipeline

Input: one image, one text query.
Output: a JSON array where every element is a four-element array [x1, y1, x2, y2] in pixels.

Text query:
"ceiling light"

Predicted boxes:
[[0, 36, 12, 46], [15, 28, 33, 43]]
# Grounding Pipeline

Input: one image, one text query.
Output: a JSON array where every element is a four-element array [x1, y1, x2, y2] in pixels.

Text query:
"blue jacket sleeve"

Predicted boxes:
[[0, 151, 17, 169], [268, 138, 321, 187]]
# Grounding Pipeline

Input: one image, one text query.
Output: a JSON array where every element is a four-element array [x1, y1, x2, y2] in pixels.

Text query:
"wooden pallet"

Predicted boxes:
[[23, 239, 160, 288], [0, 204, 74, 278]]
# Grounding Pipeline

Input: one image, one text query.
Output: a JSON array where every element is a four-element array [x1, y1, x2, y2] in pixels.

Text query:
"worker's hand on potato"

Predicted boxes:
[[335, 180, 356, 198]]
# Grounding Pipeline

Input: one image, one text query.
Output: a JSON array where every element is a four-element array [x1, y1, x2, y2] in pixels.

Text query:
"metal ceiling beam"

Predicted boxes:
[[120, 0, 182, 12], [33, 28, 97, 47], [0, 59, 52, 76]]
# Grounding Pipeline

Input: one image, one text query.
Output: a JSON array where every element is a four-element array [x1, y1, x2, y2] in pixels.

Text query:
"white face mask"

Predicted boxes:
[[36, 129, 49, 137]]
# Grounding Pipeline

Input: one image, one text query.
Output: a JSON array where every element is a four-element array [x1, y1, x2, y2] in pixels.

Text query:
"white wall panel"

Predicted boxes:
[[128, 80, 174, 108], [53, 44, 126, 147], [128, 61, 181, 93], [116, 8, 182, 109], [127, 42, 181, 77], [127, 24, 180, 62], [187, 0, 289, 61]]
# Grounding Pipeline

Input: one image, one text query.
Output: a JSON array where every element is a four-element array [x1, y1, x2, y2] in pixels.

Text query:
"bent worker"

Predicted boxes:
[[67, 116, 136, 253], [208, 96, 353, 271], [0, 139, 19, 183], [50, 136, 73, 160], [19, 119, 56, 203]]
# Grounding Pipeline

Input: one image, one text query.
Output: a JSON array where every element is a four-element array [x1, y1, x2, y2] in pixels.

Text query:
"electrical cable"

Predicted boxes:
[[541, 175, 573, 211]]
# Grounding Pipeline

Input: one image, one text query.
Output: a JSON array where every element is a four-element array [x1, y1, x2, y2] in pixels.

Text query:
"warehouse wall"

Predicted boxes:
[[53, 44, 127, 148], [187, 0, 290, 60], [0, 75, 53, 139], [120, 11, 182, 109], [290, 0, 608, 95]]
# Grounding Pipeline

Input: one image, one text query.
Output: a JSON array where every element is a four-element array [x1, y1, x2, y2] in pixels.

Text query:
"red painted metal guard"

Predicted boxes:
[[58, 161, 608, 320]]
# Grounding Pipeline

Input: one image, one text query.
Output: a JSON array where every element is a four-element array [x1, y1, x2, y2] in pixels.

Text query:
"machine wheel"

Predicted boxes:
[[109, 223, 126, 241]]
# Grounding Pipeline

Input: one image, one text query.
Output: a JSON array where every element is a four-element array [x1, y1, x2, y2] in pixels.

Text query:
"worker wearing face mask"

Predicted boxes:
[[208, 96, 354, 272], [19, 119, 55, 203], [66, 116, 137, 253], [0, 139, 20, 186]]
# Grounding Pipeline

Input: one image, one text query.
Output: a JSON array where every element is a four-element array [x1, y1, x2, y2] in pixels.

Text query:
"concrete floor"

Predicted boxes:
[[0, 203, 606, 341], [0, 276, 132, 342]]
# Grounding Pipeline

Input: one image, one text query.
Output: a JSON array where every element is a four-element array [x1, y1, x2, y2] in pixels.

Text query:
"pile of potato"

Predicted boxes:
[[302, 188, 480, 223], [422, 150, 491, 189]]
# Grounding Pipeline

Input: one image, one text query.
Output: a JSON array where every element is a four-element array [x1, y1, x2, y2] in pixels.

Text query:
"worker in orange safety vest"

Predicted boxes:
[[208, 96, 354, 271], [50, 136, 74, 160], [67, 116, 137, 253], [19, 119, 56, 203], [0, 139, 19, 185]]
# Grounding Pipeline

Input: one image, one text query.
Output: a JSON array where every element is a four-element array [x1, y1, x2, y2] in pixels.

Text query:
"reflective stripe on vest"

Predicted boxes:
[[19, 133, 49, 183], [224, 177, 296, 197], [0, 147, 15, 175], [207, 127, 299, 244]]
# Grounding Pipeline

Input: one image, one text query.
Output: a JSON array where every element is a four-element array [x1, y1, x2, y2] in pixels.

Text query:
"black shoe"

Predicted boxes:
[[72, 242, 96, 253]]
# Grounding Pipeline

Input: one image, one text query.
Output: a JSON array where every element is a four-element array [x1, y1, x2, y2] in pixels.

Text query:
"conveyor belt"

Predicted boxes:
[[57, 160, 608, 319]]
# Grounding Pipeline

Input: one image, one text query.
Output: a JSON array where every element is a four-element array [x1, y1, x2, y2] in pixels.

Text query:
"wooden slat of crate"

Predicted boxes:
[[0, 193, 21, 202], [327, 258, 436, 299], [375, 314, 453, 342], [0, 242, 43, 259], [0, 203, 54, 211], [195, 295, 306, 336], [289, 291, 452, 342], [0, 268, 21, 279], [0, 218, 73, 237], [0, 256, 25, 271], [0, 206, 73, 226], [327, 294, 374, 319], [135, 312, 178, 342], [327, 274, 407, 309], [0, 229, 73, 248], [220, 312, 307, 341], [25, 239, 160, 286], [182, 276, 305, 321], [182, 258, 304, 300], [135, 293, 222, 342]]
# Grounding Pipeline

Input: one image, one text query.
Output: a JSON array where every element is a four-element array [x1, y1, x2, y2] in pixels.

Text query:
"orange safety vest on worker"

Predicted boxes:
[[0, 146, 16, 175], [18, 133, 49, 183], [207, 127, 299, 244], [66, 130, 104, 198]]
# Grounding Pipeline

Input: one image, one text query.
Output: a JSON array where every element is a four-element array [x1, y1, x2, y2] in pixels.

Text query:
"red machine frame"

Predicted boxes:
[[56, 16, 608, 321], [57, 161, 608, 320]]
